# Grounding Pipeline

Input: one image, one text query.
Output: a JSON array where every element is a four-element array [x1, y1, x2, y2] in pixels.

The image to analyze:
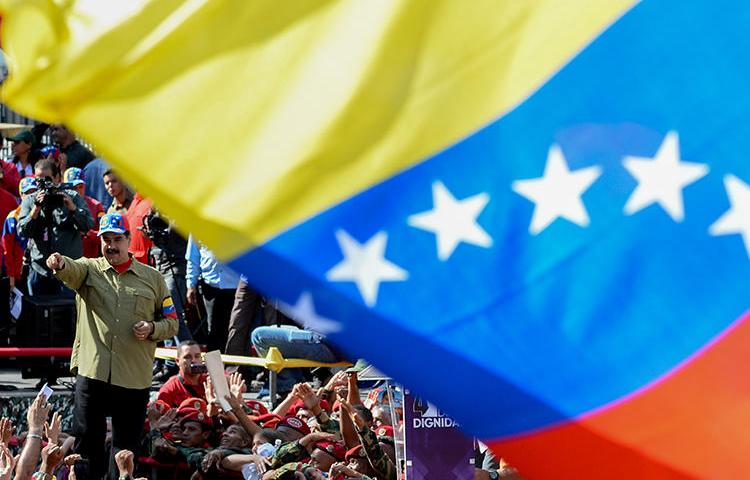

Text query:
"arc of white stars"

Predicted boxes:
[[279, 291, 342, 335], [709, 174, 750, 258], [407, 181, 493, 261], [512, 144, 602, 234], [623, 131, 708, 222], [326, 230, 408, 307]]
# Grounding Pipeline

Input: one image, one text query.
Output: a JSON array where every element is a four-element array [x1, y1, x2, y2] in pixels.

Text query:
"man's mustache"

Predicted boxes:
[[105, 248, 120, 254]]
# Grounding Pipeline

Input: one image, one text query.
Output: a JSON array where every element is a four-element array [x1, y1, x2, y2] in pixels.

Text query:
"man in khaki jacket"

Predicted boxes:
[[47, 212, 178, 480]]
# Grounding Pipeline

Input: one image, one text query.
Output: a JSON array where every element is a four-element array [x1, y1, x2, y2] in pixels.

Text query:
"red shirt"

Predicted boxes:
[[0, 189, 19, 272], [82, 195, 105, 258], [125, 193, 153, 264], [156, 374, 207, 408], [2, 206, 24, 279], [0, 161, 21, 198]]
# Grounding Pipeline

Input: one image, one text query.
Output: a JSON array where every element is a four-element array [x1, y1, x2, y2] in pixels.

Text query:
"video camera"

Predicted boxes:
[[36, 177, 76, 209], [141, 210, 171, 245]]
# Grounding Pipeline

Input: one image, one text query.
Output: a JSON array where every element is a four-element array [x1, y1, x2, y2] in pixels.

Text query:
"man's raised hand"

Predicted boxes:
[[46, 253, 65, 271]]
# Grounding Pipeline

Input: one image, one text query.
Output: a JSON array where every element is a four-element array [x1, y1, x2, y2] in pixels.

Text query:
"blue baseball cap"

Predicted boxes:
[[63, 167, 85, 186], [19, 177, 39, 194], [98, 213, 130, 236]]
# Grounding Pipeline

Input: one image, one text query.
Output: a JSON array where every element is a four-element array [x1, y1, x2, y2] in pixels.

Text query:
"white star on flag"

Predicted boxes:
[[407, 181, 492, 261], [709, 174, 750, 258], [326, 230, 408, 307], [279, 292, 342, 335], [623, 131, 708, 221], [512, 144, 602, 234]]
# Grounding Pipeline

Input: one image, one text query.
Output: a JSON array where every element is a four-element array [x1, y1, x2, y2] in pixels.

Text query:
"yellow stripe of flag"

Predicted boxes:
[[0, 0, 635, 259]]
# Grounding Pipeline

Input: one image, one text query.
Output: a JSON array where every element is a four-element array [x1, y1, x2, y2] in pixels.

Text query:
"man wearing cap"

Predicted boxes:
[[7, 129, 36, 178], [49, 124, 95, 169], [64, 167, 105, 258], [2, 177, 38, 288], [45, 211, 178, 480], [19, 159, 93, 295]]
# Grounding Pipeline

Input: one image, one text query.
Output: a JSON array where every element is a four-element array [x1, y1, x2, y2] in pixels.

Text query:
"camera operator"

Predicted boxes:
[[17, 159, 94, 295], [143, 208, 192, 341]]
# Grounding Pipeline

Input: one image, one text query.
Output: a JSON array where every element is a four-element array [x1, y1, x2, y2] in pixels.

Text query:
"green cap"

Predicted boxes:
[[8, 130, 35, 144]]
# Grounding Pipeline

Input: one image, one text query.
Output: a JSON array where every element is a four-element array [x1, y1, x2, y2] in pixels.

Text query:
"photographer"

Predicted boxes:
[[17, 159, 94, 296], [144, 208, 192, 341]]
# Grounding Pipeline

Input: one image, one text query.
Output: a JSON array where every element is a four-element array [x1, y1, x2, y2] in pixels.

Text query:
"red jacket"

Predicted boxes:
[[2, 206, 24, 279], [82, 195, 105, 258], [0, 161, 21, 198], [156, 375, 207, 408], [125, 193, 153, 264]]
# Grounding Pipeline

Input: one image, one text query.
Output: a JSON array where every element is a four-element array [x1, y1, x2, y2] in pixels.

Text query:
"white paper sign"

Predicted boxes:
[[204, 350, 231, 412]]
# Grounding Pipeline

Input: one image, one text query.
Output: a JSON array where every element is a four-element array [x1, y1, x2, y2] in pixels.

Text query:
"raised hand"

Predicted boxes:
[[45, 253, 65, 271], [0, 444, 14, 480], [228, 371, 246, 400], [338, 400, 366, 430], [296, 383, 321, 411], [63, 454, 82, 467], [44, 411, 62, 445], [146, 402, 163, 428], [114, 449, 135, 477], [203, 377, 221, 416], [200, 450, 225, 473], [324, 371, 348, 391], [27, 393, 51, 435], [40, 444, 64, 474], [154, 408, 178, 432], [0, 418, 14, 445]]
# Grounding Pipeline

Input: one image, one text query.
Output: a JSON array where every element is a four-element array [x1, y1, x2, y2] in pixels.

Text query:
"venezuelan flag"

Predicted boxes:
[[162, 297, 177, 319], [3, 1, 750, 478]]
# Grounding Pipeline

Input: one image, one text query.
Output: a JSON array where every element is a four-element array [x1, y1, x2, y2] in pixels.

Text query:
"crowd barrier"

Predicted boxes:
[[156, 346, 352, 406], [0, 347, 72, 357], [0, 347, 351, 406]]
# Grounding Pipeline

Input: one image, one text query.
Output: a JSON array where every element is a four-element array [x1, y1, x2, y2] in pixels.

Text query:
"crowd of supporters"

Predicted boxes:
[[0, 124, 519, 479]]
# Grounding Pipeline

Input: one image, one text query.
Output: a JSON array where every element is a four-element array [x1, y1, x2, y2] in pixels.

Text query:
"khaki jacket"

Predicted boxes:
[[55, 255, 178, 389]]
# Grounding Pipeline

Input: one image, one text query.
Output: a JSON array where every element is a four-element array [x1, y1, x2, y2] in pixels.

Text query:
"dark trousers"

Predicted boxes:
[[162, 267, 192, 341], [73, 375, 149, 480], [201, 284, 236, 352], [224, 280, 264, 355], [27, 269, 72, 297]]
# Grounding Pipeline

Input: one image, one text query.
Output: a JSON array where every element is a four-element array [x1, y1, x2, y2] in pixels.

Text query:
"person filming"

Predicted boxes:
[[18, 159, 93, 295]]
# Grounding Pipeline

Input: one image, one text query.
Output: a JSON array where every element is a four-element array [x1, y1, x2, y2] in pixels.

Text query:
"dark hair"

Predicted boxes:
[[103, 168, 116, 178], [259, 428, 282, 444], [72, 458, 90, 480], [353, 404, 373, 423], [34, 158, 60, 178], [176, 340, 200, 357]]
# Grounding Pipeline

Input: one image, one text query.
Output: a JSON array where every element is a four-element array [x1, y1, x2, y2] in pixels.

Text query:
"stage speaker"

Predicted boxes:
[[16, 295, 76, 380]]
